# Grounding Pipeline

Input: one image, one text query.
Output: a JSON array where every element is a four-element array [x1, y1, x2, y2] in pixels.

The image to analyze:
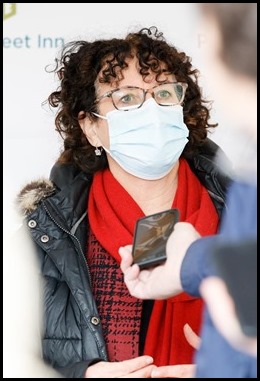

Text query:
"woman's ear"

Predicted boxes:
[[78, 112, 98, 147]]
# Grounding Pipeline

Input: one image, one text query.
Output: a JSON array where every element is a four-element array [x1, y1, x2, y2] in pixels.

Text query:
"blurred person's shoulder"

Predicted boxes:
[[3, 208, 62, 378]]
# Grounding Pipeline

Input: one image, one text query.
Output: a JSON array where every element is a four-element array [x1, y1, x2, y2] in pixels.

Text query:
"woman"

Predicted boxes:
[[18, 26, 231, 378]]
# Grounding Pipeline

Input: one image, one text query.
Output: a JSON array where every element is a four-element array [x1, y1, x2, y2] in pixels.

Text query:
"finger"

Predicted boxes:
[[137, 269, 153, 282], [200, 277, 228, 303], [174, 221, 191, 229], [124, 267, 155, 298], [120, 365, 157, 378], [119, 246, 134, 272], [85, 357, 154, 378], [151, 364, 196, 378], [124, 264, 141, 281], [183, 323, 201, 350], [171, 222, 201, 240], [119, 356, 154, 375], [124, 266, 167, 299], [119, 245, 133, 254]]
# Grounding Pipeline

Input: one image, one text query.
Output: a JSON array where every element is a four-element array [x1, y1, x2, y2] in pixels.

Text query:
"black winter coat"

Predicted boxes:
[[18, 139, 231, 378]]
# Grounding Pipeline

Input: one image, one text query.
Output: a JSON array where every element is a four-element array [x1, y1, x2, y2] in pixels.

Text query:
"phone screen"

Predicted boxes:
[[132, 208, 179, 269]]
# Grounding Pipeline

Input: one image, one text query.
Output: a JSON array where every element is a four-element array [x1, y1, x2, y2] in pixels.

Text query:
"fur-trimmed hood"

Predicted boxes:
[[17, 179, 56, 217]]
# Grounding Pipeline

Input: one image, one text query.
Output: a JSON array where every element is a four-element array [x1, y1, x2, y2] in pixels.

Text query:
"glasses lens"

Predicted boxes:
[[154, 83, 186, 106], [112, 87, 144, 111]]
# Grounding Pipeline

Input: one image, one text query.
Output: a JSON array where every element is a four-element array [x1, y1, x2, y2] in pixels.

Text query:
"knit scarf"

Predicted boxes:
[[88, 158, 219, 365]]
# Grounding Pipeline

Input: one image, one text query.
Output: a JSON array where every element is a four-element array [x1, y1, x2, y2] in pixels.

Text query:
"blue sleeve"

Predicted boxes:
[[218, 181, 257, 239], [180, 181, 257, 296], [180, 235, 220, 296], [195, 310, 257, 378]]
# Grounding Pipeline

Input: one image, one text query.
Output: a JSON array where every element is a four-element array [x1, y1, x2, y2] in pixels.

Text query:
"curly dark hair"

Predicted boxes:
[[48, 26, 217, 173]]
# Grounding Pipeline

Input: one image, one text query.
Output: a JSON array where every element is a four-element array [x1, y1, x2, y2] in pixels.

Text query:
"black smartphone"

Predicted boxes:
[[211, 239, 257, 337], [132, 208, 179, 269]]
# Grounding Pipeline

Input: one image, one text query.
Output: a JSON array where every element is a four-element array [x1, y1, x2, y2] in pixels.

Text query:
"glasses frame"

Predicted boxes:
[[94, 82, 188, 111]]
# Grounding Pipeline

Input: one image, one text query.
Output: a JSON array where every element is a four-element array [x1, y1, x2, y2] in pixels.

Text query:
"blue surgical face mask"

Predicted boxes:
[[94, 98, 189, 180]]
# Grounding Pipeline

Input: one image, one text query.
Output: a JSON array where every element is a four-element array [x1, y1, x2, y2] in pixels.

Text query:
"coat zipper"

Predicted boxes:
[[42, 200, 92, 288], [42, 201, 108, 360]]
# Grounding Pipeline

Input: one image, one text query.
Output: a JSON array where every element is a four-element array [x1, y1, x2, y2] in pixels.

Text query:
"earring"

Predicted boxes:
[[95, 147, 102, 156]]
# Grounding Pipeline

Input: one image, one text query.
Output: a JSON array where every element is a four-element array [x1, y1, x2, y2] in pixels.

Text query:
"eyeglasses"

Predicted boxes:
[[94, 82, 188, 111]]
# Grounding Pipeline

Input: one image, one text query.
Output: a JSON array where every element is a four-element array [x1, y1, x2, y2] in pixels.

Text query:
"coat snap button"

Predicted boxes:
[[28, 219, 37, 228], [91, 316, 100, 325], [40, 235, 49, 243]]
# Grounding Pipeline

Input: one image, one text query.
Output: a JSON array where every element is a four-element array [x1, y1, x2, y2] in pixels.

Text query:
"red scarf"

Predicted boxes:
[[88, 159, 219, 365]]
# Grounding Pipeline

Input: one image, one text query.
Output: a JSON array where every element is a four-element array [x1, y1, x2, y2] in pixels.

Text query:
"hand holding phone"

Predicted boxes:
[[132, 208, 179, 269]]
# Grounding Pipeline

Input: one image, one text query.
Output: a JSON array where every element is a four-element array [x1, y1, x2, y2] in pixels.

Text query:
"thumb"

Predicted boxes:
[[183, 323, 201, 350]]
